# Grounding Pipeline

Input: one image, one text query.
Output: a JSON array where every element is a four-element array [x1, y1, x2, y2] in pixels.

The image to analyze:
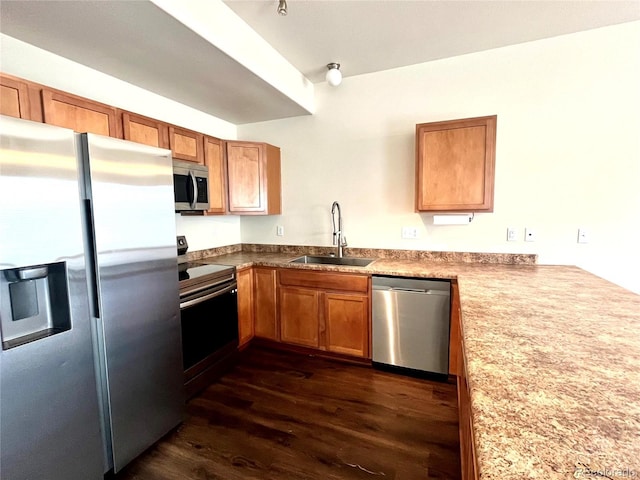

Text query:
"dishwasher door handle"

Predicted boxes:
[[373, 286, 449, 295]]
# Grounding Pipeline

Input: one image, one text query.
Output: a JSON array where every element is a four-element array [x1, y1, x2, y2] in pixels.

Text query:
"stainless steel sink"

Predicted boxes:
[[290, 255, 376, 267]]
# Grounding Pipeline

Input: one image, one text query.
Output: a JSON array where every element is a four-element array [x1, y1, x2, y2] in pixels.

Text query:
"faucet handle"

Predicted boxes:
[[341, 235, 348, 247]]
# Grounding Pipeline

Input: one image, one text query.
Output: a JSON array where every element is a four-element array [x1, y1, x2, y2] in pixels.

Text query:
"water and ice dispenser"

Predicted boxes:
[[0, 262, 71, 350]]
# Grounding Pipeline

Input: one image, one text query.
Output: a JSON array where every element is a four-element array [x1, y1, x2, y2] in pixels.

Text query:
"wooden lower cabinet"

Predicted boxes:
[[454, 284, 479, 479], [278, 269, 370, 358], [236, 267, 254, 347], [324, 293, 369, 357], [279, 286, 320, 348], [458, 372, 478, 480], [449, 281, 462, 376], [254, 267, 278, 340]]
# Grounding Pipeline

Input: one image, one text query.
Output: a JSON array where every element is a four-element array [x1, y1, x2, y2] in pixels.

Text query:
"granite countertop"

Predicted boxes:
[[198, 251, 640, 479]]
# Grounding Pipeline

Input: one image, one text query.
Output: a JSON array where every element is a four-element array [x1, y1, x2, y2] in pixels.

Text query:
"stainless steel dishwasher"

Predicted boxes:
[[372, 276, 451, 376]]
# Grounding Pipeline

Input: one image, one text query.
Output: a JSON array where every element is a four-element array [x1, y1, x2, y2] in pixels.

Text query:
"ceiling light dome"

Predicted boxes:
[[277, 0, 287, 16], [326, 63, 342, 86]]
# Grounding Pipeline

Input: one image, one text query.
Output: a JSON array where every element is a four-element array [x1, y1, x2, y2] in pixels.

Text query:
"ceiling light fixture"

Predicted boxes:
[[277, 0, 287, 16], [326, 63, 342, 86]]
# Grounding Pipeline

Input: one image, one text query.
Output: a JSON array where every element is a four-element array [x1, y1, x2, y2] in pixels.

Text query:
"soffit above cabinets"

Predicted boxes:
[[1, 1, 638, 125], [0, 0, 314, 125]]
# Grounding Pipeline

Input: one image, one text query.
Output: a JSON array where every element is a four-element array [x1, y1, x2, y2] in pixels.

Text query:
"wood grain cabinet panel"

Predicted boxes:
[[449, 281, 461, 376], [0, 75, 31, 120], [254, 267, 278, 340], [277, 269, 371, 359], [226, 141, 281, 215], [41, 89, 120, 137], [237, 267, 254, 348], [122, 112, 169, 148], [456, 292, 479, 479], [324, 293, 369, 357], [170, 126, 204, 164], [204, 136, 227, 215], [279, 286, 320, 348], [416, 115, 496, 212]]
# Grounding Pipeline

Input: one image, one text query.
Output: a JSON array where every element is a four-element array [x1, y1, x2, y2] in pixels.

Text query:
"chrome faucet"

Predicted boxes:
[[331, 201, 347, 257]]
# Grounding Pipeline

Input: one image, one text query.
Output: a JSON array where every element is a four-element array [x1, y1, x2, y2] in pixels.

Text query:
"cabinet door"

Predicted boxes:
[[169, 126, 204, 164], [254, 268, 278, 340], [416, 115, 496, 212], [122, 112, 169, 148], [0, 75, 30, 120], [323, 293, 369, 358], [237, 267, 254, 348], [204, 136, 227, 214], [279, 286, 319, 348], [226, 141, 281, 215], [41, 89, 120, 137]]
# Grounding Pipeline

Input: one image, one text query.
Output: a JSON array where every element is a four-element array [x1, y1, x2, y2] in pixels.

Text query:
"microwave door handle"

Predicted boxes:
[[189, 170, 197, 210]]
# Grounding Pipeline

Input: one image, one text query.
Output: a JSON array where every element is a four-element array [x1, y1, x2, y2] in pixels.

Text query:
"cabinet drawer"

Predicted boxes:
[[279, 269, 368, 293]]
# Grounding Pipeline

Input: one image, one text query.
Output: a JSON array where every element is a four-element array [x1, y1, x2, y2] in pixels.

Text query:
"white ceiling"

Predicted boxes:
[[225, 0, 640, 82], [1, 0, 639, 124]]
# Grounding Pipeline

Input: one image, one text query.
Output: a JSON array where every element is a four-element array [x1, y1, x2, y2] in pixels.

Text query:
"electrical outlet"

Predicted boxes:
[[577, 228, 589, 244], [507, 227, 518, 242], [276, 225, 284, 236], [401, 227, 418, 239], [525, 228, 537, 242]]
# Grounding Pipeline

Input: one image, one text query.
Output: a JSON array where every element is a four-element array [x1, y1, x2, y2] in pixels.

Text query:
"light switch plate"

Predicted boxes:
[[276, 225, 284, 236], [507, 227, 518, 242]]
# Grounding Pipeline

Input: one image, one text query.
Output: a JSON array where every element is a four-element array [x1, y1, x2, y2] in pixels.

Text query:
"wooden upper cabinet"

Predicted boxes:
[[170, 126, 204, 164], [41, 89, 121, 137], [122, 112, 169, 148], [226, 141, 281, 215], [1, 75, 31, 120], [416, 115, 496, 212], [204, 136, 227, 215]]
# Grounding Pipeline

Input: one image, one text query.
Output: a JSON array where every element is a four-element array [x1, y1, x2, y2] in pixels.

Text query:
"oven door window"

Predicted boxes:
[[180, 285, 238, 370]]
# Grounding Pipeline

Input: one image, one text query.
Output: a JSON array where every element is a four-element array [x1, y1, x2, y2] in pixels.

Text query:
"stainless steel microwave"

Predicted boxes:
[[173, 160, 210, 212]]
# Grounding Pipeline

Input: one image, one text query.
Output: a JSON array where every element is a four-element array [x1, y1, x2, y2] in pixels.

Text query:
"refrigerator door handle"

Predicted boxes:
[[189, 170, 197, 210], [82, 199, 101, 319]]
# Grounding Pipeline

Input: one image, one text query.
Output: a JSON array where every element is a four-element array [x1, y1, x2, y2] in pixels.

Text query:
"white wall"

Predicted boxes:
[[238, 22, 640, 294], [1, 34, 242, 249]]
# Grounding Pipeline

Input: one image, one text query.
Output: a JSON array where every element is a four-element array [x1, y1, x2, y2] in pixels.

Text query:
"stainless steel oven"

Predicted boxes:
[[178, 253, 239, 398]]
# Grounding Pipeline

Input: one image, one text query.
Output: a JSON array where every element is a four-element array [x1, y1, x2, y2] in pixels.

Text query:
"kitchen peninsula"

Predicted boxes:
[[192, 245, 640, 479]]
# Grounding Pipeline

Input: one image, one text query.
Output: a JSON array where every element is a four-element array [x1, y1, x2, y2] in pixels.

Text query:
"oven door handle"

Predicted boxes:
[[179, 284, 236, 309]]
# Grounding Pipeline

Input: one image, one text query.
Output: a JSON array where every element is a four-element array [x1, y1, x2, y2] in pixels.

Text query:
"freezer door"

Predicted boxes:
[[0, 116, 103, 479], [81, 133, 183, 473]]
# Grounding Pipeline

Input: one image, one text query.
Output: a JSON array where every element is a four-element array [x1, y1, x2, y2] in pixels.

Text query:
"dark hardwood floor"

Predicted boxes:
[[115, 347, 461, 480]]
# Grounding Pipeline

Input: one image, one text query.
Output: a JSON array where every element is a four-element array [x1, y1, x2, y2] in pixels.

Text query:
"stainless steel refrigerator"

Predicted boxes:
[[0, 115, 184, 478]]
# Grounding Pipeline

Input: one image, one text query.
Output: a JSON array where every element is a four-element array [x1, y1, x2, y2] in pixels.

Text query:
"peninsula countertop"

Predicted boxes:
[[198, 251, 640, 479]]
